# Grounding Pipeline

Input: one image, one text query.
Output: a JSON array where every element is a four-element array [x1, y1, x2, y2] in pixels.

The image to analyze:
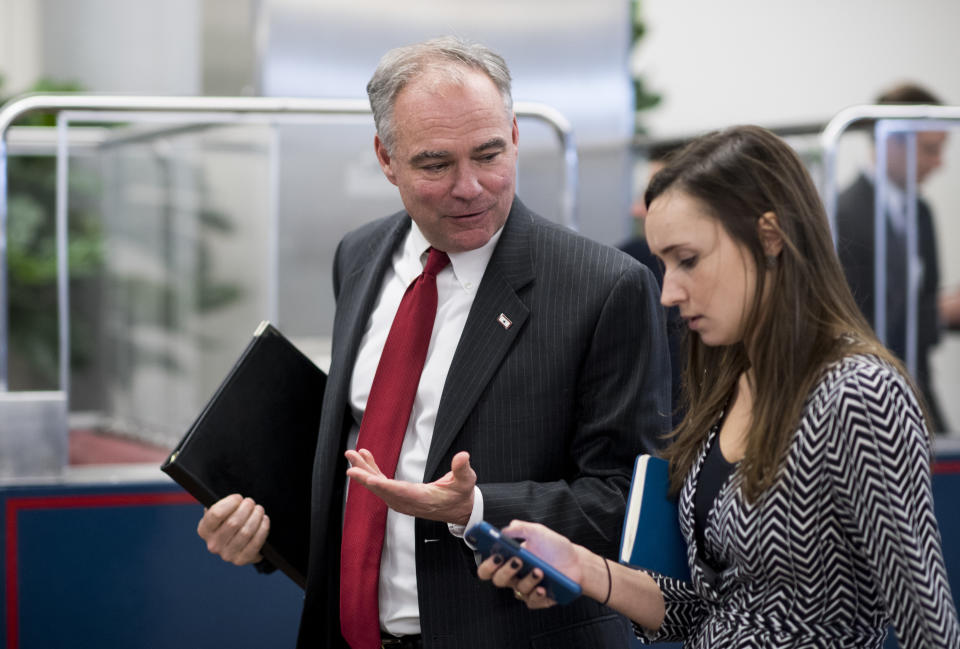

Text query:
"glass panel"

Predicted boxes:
[[93, 122, 276, 455], [2, 108, 575, 473]]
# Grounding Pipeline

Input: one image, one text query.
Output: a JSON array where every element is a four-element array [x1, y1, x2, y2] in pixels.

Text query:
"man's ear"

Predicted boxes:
[[374, 135, 398, 187], [757, 211, 783, 258]]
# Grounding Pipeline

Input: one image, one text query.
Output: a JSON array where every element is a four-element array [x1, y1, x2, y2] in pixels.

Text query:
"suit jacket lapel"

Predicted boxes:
[[425, 199, 535, 480], [322, 214, 410, 457]]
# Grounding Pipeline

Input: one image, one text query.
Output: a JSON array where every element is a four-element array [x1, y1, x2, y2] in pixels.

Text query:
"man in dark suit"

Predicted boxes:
[[197, 36, 670, 649], [835, 82, 953, 432]]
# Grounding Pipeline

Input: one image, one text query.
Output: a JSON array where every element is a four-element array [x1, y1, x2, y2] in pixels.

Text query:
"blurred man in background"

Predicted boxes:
[[836, 81, 959, 432]]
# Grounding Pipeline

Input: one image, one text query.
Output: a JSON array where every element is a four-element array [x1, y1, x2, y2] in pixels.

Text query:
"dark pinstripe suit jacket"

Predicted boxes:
[[297, 198, 672, 649]]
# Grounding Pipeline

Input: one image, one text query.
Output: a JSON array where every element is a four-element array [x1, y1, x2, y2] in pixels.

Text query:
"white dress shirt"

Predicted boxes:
[[347, 221, 500, 636]]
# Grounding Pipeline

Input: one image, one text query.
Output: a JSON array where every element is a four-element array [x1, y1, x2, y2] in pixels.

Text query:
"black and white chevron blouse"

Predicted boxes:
[[635, 355, 960, 648]]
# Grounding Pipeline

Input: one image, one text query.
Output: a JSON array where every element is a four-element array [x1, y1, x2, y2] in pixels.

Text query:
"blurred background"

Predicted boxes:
[[1, 2, 958, 648], [1, 0, 958, 463], [2, 0, 959, 469]]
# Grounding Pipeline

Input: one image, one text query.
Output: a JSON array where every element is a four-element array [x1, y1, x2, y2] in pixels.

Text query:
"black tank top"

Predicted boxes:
[[693, 432, 737, 575]]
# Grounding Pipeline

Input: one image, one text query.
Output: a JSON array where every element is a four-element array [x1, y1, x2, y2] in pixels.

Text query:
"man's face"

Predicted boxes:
[[885, 130, 948, 188], [374, 69, 519, 253]]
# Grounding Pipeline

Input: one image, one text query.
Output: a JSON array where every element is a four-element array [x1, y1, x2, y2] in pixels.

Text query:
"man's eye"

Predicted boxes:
[[422, 163, 447, 172], [479, 152, 500, 163]]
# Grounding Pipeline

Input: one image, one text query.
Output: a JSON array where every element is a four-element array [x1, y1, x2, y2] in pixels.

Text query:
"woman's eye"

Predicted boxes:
[[679, 256, 697, 269]]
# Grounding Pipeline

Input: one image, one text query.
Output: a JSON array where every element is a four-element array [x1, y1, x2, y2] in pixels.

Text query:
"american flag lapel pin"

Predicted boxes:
[[497, 313, 512, 329]]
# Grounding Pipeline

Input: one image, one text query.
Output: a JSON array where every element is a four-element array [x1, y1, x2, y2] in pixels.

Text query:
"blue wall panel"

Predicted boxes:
[[3, 461, 958, 649], [2, 482, 302, 649]]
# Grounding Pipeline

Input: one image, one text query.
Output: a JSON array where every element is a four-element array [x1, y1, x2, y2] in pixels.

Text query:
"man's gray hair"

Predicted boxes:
[[366, 36, 513, 154]]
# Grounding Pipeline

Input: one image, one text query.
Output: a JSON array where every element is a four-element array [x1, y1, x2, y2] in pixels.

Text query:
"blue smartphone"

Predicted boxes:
[[466, 521, 582, 605]]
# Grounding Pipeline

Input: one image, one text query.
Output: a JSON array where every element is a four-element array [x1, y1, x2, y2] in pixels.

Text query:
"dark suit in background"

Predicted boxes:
[[835, 172, 946, 430], [299, 198, 672, 648], [619, 236, 685, 428]]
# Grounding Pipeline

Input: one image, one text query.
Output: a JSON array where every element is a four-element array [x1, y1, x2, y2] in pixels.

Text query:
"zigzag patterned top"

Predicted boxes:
[[635, 355, 960, 648]]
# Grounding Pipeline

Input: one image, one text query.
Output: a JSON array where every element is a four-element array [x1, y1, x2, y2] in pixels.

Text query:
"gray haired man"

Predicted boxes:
[[197, 36, 670, 649]]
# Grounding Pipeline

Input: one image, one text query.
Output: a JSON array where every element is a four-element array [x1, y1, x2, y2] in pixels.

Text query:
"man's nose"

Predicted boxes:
[[450, 165, 483, 200]]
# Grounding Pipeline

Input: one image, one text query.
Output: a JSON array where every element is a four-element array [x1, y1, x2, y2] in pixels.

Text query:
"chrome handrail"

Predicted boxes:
[[820, 104, 960, 377], [0, 93, 579, 390]]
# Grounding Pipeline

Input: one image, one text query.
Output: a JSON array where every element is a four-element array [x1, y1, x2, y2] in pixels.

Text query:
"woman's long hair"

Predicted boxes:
[[646, 125, 927, 503]]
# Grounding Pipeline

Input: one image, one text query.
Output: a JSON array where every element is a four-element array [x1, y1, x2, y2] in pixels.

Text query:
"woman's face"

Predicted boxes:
[[646, 189, 758, 347]]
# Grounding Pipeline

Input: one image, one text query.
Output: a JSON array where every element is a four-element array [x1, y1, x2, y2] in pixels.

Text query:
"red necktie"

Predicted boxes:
[[340, 247, 450, 649]]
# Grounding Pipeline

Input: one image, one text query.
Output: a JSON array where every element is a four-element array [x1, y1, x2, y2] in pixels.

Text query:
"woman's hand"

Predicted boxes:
[[476, 520, 582, 609], [476, 519, 667, 630]]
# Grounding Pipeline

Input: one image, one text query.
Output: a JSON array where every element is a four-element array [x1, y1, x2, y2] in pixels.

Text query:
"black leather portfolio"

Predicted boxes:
[[161, 321, 326, 588]]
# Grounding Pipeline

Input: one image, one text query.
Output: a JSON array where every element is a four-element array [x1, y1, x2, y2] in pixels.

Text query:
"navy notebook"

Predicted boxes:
[[619, 454, 691, 581]]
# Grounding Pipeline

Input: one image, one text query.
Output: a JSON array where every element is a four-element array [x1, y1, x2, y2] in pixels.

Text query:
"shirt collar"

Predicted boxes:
[[864, 166, 907, 231], [402, 220, 505, 294]]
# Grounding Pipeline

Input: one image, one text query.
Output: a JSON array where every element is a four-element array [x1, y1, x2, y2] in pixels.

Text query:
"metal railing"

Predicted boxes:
[[0, 93, 578, 394], [0, 93, 578, 475], [821, 104, 960, 375]]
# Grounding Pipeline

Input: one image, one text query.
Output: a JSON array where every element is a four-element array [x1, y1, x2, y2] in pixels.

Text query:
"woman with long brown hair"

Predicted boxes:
[[477, 125, 959, 648]]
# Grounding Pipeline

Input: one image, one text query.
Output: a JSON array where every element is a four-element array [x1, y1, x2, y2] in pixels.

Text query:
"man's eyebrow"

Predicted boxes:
[[473, 137, 507, 154], [410, 150, 450, 165], [409, 138, 507, 165]]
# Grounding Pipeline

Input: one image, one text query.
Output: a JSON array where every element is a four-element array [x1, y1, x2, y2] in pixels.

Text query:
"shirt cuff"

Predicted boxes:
[[447, 485, 484, 548]]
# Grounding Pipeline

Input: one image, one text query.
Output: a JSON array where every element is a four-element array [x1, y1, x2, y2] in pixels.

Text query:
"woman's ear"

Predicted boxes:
[[757, 211, 783, 258]]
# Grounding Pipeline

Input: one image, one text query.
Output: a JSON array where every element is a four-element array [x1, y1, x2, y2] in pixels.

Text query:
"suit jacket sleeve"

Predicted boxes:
[[835, 178, 876, 325]]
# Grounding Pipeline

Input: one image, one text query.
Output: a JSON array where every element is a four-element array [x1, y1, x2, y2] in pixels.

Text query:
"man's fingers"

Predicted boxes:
[[197, 493, 243, 538], [450, 451, 475, 483], [358, 448, 382, 474], [345, 448, 383, 476], [435, 452, 475, 489], [345, 448, 476, 523], [344, 449, 366, 469], [202, 497, 258, 558], [213, 497, 256, 552], [451, 450, 471, 471], [254, 514, 270, 547], [220, 501, 266, 564], [235, 512, 270, 565]]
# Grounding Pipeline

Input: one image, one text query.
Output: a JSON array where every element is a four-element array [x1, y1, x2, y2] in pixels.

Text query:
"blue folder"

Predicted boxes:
[[619, 454, 691, 581]]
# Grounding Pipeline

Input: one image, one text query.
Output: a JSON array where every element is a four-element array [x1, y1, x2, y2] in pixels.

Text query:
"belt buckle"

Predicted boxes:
[[380, 636, 403, 649]]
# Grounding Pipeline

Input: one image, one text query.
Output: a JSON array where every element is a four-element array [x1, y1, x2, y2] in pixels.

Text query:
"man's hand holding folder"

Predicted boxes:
[[197, 494, 270, 567], [161, 322, 325, 587]]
